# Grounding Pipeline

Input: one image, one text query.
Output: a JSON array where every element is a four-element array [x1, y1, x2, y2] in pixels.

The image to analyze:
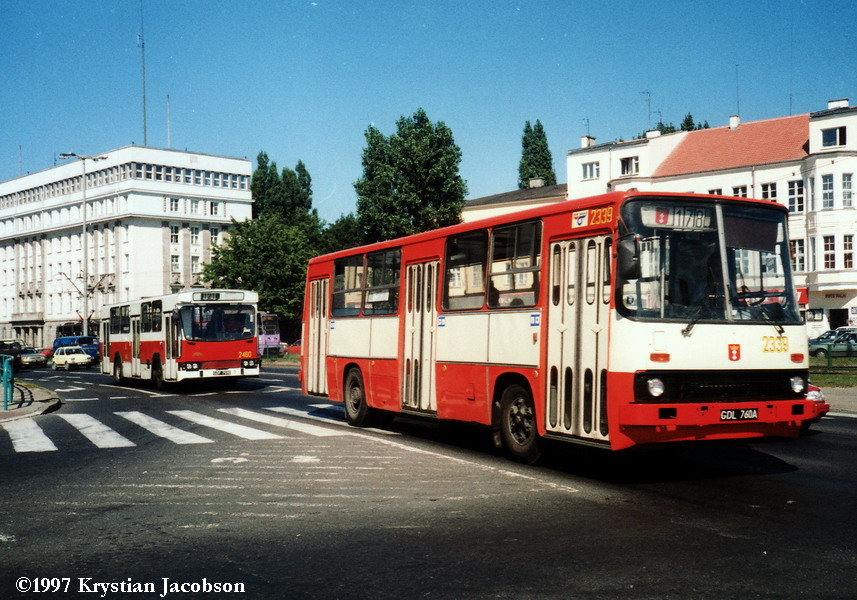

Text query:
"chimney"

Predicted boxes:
[[528, 178, 544, 188], [581, 135, 596, 148], [828, 98, 849, 110], [645, 129, 661, 139], [729, 115, 740, 130]]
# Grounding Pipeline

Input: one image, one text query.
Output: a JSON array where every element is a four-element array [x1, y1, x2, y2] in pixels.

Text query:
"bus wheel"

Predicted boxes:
[[500, 384, 541, 464], [344, 368, 371, 427], [113, 360, 123, 384], [152, 362, 167, 390]]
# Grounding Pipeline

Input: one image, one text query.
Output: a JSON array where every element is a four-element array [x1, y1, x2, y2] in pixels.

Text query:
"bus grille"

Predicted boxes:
[[633, 370, 808, 403]]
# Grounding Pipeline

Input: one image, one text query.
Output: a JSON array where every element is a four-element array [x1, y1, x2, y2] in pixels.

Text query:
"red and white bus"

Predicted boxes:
[[100, 289, 260, 387], [301, 191, 815, 462]]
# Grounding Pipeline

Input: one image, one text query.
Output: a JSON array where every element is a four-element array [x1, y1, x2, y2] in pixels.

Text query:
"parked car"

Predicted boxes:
[[809, 330, 857, 358], [19, 346, 48, 368], [52, 335, 100, 361], [51, 345, 93, 370], [809, 326, 857, 344], [0, 339, 23, 367], [803, 383, 830, 432], [287, 339, 302, 355]]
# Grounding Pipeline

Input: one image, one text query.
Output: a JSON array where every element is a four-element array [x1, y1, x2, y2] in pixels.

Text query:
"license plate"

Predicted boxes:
[[720, 408, 758, 421], [213, 369, 231, 376]]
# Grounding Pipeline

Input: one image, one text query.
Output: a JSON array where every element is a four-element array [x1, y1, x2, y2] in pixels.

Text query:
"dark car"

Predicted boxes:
[[0, 339, 23, 367]]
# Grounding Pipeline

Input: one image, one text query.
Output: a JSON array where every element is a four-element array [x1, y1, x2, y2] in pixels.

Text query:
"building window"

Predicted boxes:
[[620, 156, 639, 176], [210, 201, 220, 216], [169, 197, 180, 212], [191, 255, 201, 274], [790, 239, 805, 272], [190, 200, 200, 214], [732, 186, 748, 197], [845, 235, 854, 270], [823, 235, 835, 269], [170, 225, 179, 244], [822, 126, 847, 147], [190, 227, 200, 245], [761, 183, 777, 201], [843, 174, 853, 208], [170, 255, 180, 273], [582, 162, 600, 180], [708, 189, 722, 195], [788, 180, 804, 213], [210, 227, 220, 245], [822, 174, 834, 209]]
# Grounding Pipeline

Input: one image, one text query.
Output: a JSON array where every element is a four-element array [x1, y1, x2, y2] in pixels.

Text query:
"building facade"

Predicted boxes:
[[566, 99, 857, 335], [0, 146, 252, 347]]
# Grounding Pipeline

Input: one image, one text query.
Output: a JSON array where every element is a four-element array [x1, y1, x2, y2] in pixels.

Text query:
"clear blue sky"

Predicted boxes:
[[1, 0, 855, 223]]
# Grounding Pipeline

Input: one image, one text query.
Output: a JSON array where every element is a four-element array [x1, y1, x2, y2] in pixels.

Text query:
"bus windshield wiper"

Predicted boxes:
[[681, 305, 704, 336], [759, 303, 786, 335]]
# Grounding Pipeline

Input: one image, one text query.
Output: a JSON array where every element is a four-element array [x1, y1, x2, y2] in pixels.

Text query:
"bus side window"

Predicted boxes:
[[488, 221, 542, 308], [443, 229, 488, 310]]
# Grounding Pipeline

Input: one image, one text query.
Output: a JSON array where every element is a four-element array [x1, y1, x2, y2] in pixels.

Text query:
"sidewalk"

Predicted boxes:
[[1, 383, 61, 423], [821, 387, 857, 415]]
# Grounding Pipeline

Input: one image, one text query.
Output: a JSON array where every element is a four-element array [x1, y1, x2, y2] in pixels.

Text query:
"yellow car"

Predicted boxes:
[[52, 346, 93, 370]]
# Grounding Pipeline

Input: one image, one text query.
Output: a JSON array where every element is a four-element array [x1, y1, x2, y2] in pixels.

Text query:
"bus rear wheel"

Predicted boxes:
[[500, 384, 540, 464], [113, 359, 124, 384], [343, 368, 372, 427]]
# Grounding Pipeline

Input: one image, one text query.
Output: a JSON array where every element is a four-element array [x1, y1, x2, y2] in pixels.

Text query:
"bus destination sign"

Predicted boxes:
[[641, 205, 713, 230]]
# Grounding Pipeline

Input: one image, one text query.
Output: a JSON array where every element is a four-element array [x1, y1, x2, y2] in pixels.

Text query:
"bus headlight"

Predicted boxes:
[[242, 359, 258, 368], [790, 376, 806, 394], [647, 377, 665, 398]]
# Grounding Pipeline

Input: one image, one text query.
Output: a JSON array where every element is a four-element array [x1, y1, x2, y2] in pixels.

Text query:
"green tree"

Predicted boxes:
[[321, 213, 364, 254], [355, 108, 468, 244], [250, 151, 275, 218], [518, 119, 557, 188], [202, 215, 316, 319]]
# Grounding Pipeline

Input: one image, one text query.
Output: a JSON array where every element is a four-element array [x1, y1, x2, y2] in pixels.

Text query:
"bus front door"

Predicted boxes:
[[131, 317, 141, 377], [306, 278, 329, 395], [402, 261, 438, 413], [546, 236, 611, 443]]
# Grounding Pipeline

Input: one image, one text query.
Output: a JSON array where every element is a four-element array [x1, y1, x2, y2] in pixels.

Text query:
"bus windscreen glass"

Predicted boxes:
[[619, 199, 801, 325], [178, 304, 256, 341]]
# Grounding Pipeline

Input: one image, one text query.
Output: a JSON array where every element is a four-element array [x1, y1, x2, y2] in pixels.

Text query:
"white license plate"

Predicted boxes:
[[213, 369, 232, 376], [720, 408, 758, 421]]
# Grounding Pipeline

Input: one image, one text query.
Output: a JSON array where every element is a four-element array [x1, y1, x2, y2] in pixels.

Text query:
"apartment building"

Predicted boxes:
[[566, 99, 857, 335], [0, 145, 252, 347]]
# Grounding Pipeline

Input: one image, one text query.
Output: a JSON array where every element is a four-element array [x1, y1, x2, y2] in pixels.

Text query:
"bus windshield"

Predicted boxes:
[[177, 304, 256, 341], [618, 199, 801, 326]]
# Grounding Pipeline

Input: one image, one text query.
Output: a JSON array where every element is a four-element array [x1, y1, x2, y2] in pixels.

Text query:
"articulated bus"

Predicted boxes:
[[301, 191, 815, 462], [100, 289, 260, 387]]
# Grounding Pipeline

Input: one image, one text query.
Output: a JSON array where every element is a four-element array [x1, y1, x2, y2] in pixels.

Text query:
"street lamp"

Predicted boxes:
[[59, 152, 107, 336]]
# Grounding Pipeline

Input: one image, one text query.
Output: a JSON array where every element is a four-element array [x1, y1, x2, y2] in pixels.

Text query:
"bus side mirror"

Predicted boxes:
[[617, 237, 641, 280]]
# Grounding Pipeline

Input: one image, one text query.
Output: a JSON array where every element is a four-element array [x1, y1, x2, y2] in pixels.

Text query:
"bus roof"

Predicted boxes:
[[309, 190, 788, 265]]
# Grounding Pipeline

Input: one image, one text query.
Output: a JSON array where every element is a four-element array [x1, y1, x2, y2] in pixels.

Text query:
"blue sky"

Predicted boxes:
[[1, 0, 855, 223]]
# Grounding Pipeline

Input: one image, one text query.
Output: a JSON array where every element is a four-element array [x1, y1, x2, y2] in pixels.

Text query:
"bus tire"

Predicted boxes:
[[500, 383, 541, 464], [343, 368, 372, 427], [113, 359, 124, 383], [152, 361, 167, 390]]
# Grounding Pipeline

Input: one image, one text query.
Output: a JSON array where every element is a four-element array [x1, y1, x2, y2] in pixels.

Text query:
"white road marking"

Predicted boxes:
[[1, 419, 58, 452], [167, 410, 283, 440], [115, 411, 214, 444], [264, 406, 401, 436], [218, 407, 345, 437], [57, 414, 136, 448]]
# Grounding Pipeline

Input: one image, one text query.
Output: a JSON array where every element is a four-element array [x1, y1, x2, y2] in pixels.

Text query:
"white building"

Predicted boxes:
[[0, 145, 252, 347], [565, 99, 857, 335]]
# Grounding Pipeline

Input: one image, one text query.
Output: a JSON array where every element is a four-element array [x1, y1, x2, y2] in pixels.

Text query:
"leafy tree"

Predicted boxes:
[[250, 151, 275, 218], [355, 108, 468, 244], [321, 213, 364, 254], [518, 119, 557, 188], [202, 215, 316, 319]]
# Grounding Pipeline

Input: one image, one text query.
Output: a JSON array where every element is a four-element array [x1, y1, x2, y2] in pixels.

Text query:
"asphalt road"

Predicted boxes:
[[1, 367, 855, 599]]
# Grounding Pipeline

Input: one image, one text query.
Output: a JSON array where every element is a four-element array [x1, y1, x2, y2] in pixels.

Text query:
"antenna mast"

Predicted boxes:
[[139, 1, 148, 146]]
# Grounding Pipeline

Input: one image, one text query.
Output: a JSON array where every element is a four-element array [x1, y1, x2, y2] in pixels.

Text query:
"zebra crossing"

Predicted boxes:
[[0, 405, 348, 454]]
